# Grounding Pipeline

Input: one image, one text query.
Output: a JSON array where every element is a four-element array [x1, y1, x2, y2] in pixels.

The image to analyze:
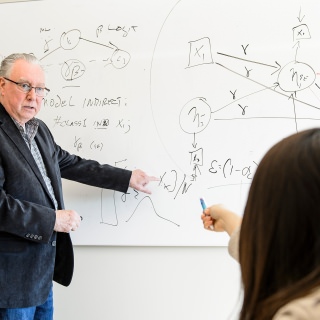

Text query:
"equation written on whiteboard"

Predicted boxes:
[[52, 116, 130, 132]]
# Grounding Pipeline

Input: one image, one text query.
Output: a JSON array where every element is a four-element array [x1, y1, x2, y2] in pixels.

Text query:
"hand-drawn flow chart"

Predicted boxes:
[[36, 26, 179, 226], [1, 0, 319, 245], [35, 13, 183, 234], [150, 0, 320, 223]]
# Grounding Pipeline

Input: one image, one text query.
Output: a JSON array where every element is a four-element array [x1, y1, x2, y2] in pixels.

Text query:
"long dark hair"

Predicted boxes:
[[239, 128, 320, 320]]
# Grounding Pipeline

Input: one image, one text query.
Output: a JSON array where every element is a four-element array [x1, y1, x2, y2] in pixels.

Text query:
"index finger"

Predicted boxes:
[[148, 175, 160, 182]]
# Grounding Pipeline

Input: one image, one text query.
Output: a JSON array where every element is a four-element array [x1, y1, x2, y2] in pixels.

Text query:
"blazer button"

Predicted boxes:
[[51, 241, 56, 247]]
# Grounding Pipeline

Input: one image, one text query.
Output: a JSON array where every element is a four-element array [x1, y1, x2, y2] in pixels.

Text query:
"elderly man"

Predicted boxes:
[[0, 53, 157, 319]]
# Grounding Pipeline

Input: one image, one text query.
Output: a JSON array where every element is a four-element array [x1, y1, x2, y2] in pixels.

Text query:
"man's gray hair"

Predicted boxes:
[[0, 53, 41, 78]]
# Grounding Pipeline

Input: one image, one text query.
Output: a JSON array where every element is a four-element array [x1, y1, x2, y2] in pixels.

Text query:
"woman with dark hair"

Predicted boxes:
[[202, 128, 320, 319]]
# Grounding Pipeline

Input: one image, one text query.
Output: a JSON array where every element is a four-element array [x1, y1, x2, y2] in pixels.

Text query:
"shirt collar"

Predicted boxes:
[[11, 117, 39, 140]]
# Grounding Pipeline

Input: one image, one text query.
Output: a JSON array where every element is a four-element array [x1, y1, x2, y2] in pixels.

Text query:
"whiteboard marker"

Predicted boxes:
[[200, 197, 214, 230], [200, 197, 207, 211]]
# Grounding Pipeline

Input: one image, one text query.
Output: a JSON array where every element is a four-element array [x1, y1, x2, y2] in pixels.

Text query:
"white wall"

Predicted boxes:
[[54, 246, 242, 320]]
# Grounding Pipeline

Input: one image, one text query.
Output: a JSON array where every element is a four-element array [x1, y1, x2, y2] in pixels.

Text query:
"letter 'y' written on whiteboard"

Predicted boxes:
[[1, 0, 320, 246]]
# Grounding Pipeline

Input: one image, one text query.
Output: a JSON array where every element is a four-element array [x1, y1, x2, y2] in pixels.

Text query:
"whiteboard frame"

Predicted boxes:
[[0, 0, 42, 3]]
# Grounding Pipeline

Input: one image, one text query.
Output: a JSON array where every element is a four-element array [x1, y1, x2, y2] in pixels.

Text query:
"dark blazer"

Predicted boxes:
[[0, 104, 132, 308]]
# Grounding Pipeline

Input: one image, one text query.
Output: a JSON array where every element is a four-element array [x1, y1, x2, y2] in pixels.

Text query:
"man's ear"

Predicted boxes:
[[0, 77, 6, 94]]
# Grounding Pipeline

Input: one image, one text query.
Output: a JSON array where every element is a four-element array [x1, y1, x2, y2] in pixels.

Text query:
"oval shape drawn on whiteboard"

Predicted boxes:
[[179, 97, 211, 134], [111, 49, 131, 69], [277, 61, 316, 92], [61, 59, 86, 81], [60, 29, 81, 50]]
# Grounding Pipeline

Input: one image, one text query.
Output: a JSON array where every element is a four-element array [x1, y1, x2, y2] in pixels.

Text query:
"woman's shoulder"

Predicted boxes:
[[273, 287, 320, 319]]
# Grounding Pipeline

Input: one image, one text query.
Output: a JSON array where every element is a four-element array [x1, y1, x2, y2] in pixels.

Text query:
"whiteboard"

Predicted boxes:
[[1, 0, 320, 245]]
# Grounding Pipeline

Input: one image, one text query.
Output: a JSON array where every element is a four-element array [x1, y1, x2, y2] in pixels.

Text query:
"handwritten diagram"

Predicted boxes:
[[1, 0, 320, 245], [36, 23, 181, 231], [151, 0, 320, 212]]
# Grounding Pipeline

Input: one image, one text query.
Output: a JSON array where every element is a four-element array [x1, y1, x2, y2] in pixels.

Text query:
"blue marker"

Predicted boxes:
[[200, 197, 207, 211], [200, 197, 214, 230]]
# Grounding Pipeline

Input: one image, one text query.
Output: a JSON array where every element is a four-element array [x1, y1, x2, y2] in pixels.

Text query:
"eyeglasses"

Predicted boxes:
[[3, 77, 50, 97]]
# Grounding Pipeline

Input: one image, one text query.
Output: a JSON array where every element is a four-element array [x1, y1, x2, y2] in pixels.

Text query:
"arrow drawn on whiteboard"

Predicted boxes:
[[40, 29, 131, 75], [125, 196, 180, 227]]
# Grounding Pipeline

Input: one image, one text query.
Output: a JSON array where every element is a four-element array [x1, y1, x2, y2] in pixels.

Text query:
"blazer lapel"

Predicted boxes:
[[35, 133, 64, 209], [0, 104, 56, 205]]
